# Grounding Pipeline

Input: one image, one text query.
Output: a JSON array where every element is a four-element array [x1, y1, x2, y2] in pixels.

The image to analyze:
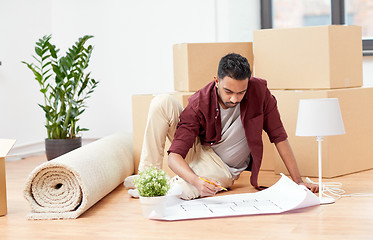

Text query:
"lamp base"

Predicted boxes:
[[320, 196, 335, 205]]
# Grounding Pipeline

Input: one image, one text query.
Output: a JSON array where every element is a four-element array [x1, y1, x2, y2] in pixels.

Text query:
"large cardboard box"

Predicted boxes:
[[261, 135, 275, 171], [132, 92, 195, 175], [0, 139, 16, 216], [254, 25, 363, 90], [272, 87, 373, 177], [132, 92, 275, 176], [173, 42, 254, 92]]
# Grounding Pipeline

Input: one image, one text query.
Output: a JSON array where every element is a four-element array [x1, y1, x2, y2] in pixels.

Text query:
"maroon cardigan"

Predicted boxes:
[[168, 77, 288, 187]]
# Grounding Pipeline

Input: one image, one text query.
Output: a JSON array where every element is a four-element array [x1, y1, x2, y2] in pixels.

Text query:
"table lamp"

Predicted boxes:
[[295, 98, 345, 204]]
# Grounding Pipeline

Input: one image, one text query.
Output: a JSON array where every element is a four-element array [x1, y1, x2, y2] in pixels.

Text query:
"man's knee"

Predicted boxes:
[[149, 94, 174, 111], [152, 94, 175, 105], [149, 94, 181, 117]]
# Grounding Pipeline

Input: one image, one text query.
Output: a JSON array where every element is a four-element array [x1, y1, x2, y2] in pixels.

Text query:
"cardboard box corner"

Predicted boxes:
[[0, 139, 16, 217]]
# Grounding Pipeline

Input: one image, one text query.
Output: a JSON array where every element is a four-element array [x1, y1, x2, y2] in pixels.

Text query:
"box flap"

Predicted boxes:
[[0, 139, 16, 158]]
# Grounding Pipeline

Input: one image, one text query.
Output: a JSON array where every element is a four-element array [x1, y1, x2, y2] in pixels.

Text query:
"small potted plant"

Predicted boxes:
[[22, 35, 98, 160], [134, 165, 171, 218]]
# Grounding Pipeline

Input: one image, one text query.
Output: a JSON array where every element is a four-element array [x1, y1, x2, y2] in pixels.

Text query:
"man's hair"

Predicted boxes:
[[217, 53, 251, 80]]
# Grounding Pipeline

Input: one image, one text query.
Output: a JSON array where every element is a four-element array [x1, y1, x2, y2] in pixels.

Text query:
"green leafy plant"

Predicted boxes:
[[134, 165, 171, 197], [22, 35, 98, 139]]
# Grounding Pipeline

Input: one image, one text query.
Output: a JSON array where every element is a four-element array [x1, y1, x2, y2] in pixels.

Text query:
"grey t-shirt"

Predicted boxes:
[[211, 103, 251, 179]]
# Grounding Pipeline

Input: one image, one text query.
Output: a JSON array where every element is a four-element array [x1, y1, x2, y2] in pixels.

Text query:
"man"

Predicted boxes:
[[128, 53, 318, 199]]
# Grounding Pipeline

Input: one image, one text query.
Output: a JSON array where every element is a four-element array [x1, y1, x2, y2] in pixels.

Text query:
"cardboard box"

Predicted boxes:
[[0, 139, 16, 216], [254, 25, 363, 90], [132, 92, 195, 175], [261, 134, 275, 171], [272, 87, 373, 177], [173, 42, 254, 92]]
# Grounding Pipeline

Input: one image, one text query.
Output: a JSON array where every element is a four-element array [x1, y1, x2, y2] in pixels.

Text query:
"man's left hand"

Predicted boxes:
[[298, 182, 319, 193]]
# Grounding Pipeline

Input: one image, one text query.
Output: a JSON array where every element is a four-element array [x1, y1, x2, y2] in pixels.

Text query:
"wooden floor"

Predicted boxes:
[[1, 155, 373, 240]]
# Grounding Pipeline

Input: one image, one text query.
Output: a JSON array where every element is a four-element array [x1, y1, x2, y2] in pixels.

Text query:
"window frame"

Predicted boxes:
[[260, 0, 373, 56]]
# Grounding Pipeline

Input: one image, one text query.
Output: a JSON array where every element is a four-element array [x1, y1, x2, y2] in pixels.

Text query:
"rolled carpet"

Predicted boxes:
[[24, 132, 134, 220]]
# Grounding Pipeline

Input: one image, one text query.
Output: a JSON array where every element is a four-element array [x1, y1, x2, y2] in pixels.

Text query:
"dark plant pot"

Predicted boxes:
[[45, 137, 82, 161]]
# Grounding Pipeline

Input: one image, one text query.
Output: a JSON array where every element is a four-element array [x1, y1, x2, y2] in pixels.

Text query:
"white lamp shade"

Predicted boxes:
[[296, 98, 345, 137]]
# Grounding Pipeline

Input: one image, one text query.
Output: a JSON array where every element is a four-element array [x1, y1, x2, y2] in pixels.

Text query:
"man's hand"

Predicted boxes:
[[298, 181, 319, 193], [275, 140, 319, 194], [194, 177, 220, 197], [168, 153, 221, 197]]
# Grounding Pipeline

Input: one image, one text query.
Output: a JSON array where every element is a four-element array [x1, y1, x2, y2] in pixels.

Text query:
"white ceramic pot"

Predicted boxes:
[[139, 195, 166, 219]]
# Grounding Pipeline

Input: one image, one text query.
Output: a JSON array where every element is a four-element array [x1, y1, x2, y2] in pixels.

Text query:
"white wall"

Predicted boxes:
[[49, 0, 218, 140], [215, 0, 260, 42], [1, 0, 260, 156], [0, 0, 52, 150]]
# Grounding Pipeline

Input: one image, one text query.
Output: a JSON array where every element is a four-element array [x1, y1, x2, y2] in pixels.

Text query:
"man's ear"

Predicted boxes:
[[214, 77, 219, 88]]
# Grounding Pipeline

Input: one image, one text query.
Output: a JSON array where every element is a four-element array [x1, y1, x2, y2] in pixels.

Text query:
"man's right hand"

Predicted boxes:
[[193, 177, 220, 197]]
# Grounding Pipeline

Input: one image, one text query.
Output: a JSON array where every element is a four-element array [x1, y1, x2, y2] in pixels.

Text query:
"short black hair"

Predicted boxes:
[[217, 53, 251, 80]]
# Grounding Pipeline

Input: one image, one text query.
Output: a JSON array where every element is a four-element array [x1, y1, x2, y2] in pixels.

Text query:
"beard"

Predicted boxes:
[[223, 101, 238, 108], [216, 88, 239, 109], [219, 97, 239, 108]]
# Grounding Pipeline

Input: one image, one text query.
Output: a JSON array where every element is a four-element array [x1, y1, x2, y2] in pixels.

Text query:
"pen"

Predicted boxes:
[[199, 177, 228, 191]]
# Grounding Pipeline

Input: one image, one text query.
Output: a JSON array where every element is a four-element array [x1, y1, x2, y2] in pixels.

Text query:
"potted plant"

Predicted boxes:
[[22, 35, 98, 160], [134, 165, 171, 218]]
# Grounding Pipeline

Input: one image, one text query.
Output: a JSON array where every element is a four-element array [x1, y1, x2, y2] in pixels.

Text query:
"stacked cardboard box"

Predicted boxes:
[[271, 88, 373, 177], [0, 139, 16, 216], [173, 42, 254, 91], [254, 25, 371, 177]]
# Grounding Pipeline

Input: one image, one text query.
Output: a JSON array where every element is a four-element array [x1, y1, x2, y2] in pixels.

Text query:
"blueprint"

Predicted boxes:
[[146, 174, 320, 221]]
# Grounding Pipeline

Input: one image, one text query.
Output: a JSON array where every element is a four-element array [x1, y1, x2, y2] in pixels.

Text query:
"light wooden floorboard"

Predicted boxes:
[[1, 155, 373, 240]]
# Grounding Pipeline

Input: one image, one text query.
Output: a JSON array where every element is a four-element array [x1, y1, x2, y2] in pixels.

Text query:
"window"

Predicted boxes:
[[273, 0, 331, 28], [261, 0, 373, 55]]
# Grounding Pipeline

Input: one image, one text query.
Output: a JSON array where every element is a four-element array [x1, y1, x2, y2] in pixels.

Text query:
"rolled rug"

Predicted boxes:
[[24, 132, 134, 220]]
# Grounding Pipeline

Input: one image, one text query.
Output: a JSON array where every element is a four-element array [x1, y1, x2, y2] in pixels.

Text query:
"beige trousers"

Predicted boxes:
[[138, 94, 234, 200]]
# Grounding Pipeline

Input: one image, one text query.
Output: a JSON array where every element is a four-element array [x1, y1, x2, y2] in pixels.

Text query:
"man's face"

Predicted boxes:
[[215, 76, 249, 109]]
